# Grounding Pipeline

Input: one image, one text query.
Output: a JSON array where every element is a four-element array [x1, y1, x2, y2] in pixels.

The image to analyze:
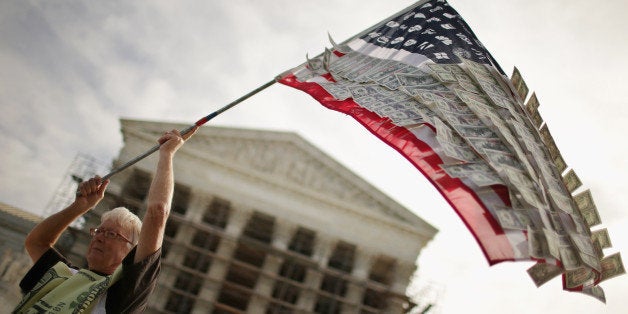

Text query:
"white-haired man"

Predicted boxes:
[[14, 127, 197, 313]]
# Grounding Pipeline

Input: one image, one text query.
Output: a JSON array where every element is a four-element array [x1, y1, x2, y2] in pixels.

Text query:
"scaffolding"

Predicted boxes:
[[44, 153, 111, 228]]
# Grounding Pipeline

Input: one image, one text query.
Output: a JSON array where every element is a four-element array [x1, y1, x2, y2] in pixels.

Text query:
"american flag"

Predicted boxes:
[[279, 0, 622, 301]]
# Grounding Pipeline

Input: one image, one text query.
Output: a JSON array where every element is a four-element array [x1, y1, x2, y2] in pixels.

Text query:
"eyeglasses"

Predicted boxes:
[[89, 228, 133, 245]]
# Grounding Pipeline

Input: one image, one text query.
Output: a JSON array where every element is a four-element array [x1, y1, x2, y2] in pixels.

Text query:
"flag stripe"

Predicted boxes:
[[281, 73, 515, 263]]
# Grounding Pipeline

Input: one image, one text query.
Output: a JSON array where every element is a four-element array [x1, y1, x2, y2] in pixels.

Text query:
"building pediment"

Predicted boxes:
[[121, 119, 436, 234]]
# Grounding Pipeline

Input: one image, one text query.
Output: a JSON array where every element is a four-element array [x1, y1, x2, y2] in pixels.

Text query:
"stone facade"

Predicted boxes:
[[0, 202, 42, 312]]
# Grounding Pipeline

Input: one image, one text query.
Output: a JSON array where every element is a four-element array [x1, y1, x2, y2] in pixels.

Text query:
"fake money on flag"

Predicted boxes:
[[278, 0, 624, 301]]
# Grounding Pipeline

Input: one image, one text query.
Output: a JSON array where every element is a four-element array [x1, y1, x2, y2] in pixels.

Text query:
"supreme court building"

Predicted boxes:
[[60, 119, 438, 313]]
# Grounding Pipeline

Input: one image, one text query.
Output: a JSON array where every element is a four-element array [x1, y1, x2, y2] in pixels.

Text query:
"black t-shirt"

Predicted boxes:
[[19, 247, 161, 313]]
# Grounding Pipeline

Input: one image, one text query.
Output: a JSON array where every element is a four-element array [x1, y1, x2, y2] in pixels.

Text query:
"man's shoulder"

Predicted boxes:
[[19, 247, 70, 293]]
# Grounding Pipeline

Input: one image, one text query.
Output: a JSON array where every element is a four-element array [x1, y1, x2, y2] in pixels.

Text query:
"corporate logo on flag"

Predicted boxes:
[[279, 0, 625, 302], [356, 1, 496, 67]]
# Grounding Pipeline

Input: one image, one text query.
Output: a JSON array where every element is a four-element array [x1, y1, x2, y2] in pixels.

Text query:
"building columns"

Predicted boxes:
[[247, 254, 284, 313]]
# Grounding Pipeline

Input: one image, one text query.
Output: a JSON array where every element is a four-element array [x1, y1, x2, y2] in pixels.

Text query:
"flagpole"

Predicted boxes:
[[93, 0, 427, 182], [97, 78, 277, 182]]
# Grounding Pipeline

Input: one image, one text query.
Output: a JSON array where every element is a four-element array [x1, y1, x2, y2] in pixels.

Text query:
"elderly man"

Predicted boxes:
[[14, 127, 197, 313]]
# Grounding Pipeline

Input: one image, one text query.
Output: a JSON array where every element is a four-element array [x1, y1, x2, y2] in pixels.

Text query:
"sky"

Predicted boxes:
[[1, 0, 627, 313]]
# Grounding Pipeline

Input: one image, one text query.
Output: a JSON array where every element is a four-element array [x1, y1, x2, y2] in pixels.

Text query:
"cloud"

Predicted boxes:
[[1, 1, 627, 313]]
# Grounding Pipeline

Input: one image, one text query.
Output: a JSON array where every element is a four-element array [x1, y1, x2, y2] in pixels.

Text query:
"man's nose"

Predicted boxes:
[[92, 232, 106, 242]]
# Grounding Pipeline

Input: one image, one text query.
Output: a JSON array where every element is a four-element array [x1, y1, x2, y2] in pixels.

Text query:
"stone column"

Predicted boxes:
[[186, 192, 211, 221], [224, 207, 252, 238], [389, 261, 416, 296], [311, 234, 334, 268], [271, 218, 297, 251], [202, 208, 252, 305], [385, 261, 416, 314], [247, 254, 284, 313], [342, 249, 373, 313], [296, 269, 324, 311], [296, 234, 333, 311]]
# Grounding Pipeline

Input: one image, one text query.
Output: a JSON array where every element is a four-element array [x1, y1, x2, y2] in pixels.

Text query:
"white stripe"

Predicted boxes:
[[347, 38, 430, 67]]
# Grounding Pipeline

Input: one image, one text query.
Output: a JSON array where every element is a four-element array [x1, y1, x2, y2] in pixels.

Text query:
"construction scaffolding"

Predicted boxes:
[[44, 153, 110, 228]]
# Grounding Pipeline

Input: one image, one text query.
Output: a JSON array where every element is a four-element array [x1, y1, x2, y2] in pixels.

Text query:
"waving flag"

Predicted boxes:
[[278, 0, 624, 301]]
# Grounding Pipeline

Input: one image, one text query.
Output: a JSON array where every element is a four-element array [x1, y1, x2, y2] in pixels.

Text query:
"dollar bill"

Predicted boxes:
[[485, 148, 525, 172], [592, 240, 604, 259], [599, 253, 626, 282], [538, 125, 557, 156], [395, 71, 440, 86], [554, 154, 567, 174], [455, 88, 493, 108], [543, 228, 561, 259], [528, 227, 551, 259], [571, 217, 590, 236], [570, 233, 596, 256], [452, 124, 499, 139], [331, 52, 369, 76], [344, 58, 386, 82], [548, 189, 575, 215], [387, 108, 426, 127], [526, 92, 540, 112], [525, 92, 539, 113], [402, 84, 452, 97], [431, 69, 457, 83], [457, 78, 483, 94], [501, 167, 534, 188], [527, 106, 544, 128], [445, 162, 504, 186], [365, 60, 409, 82], [374, 100, 419, 119], [319, 81, 353, 100], [519, 185, 545, 210], [427, 63, 465, 83], [443, 112, 485, 127], [380, 66, 419, 90], [591, 228, 612, 249], [488, 94, 523, 111], [565, 267, 596, 289], [435, 98, 475, 115], [579, 286, 606, 303], [475, 79, 510, 104], [581, 206, 602, 227], [442, 145, 481, 163], [548, 212, 566, 234], [572, 189, 595, 211], [562, 169, 582, 193], [494, 207, 526, 230], [510, 66, 529, 101], [353, 58, 394, 83], [579, 250, 602, 272], [527, 262, 563, 287], [467, 137, 522, 156], [460, 57, 492, 78], [454, 72, 475, 84], [559, 246, 581, 270]]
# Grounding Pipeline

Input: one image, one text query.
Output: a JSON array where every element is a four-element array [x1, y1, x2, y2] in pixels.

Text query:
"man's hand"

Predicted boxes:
[[157, 126, 199, 156], [76, 176, 109, 210]]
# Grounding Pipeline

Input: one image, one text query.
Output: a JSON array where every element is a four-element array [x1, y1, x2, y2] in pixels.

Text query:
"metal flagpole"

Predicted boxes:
[[94, 0, 429, 182], [99, 78, 277, 181]]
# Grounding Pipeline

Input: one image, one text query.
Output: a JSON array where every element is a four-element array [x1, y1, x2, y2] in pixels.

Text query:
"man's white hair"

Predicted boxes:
[[101, 207, 142, 246]]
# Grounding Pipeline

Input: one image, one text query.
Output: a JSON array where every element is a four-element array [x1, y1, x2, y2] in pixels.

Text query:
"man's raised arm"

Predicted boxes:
[[134, 127, 198, 263], [25, 177, 109, 263]]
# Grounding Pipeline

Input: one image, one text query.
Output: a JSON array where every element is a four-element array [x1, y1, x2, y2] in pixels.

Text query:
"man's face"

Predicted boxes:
[[86, 219, 133, 274]]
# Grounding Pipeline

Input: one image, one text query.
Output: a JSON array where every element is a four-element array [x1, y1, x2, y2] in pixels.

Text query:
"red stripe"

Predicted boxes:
[[280, 73, 515, 264]]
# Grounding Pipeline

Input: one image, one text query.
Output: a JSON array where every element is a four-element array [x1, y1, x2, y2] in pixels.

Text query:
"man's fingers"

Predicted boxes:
[[182, 125, 199, 141], [98, 179, 110, 194], [79, 176, 104, 197]]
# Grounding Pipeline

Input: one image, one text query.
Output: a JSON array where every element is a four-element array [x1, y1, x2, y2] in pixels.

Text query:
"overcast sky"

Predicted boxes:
[[1, 0, 626, 313]]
